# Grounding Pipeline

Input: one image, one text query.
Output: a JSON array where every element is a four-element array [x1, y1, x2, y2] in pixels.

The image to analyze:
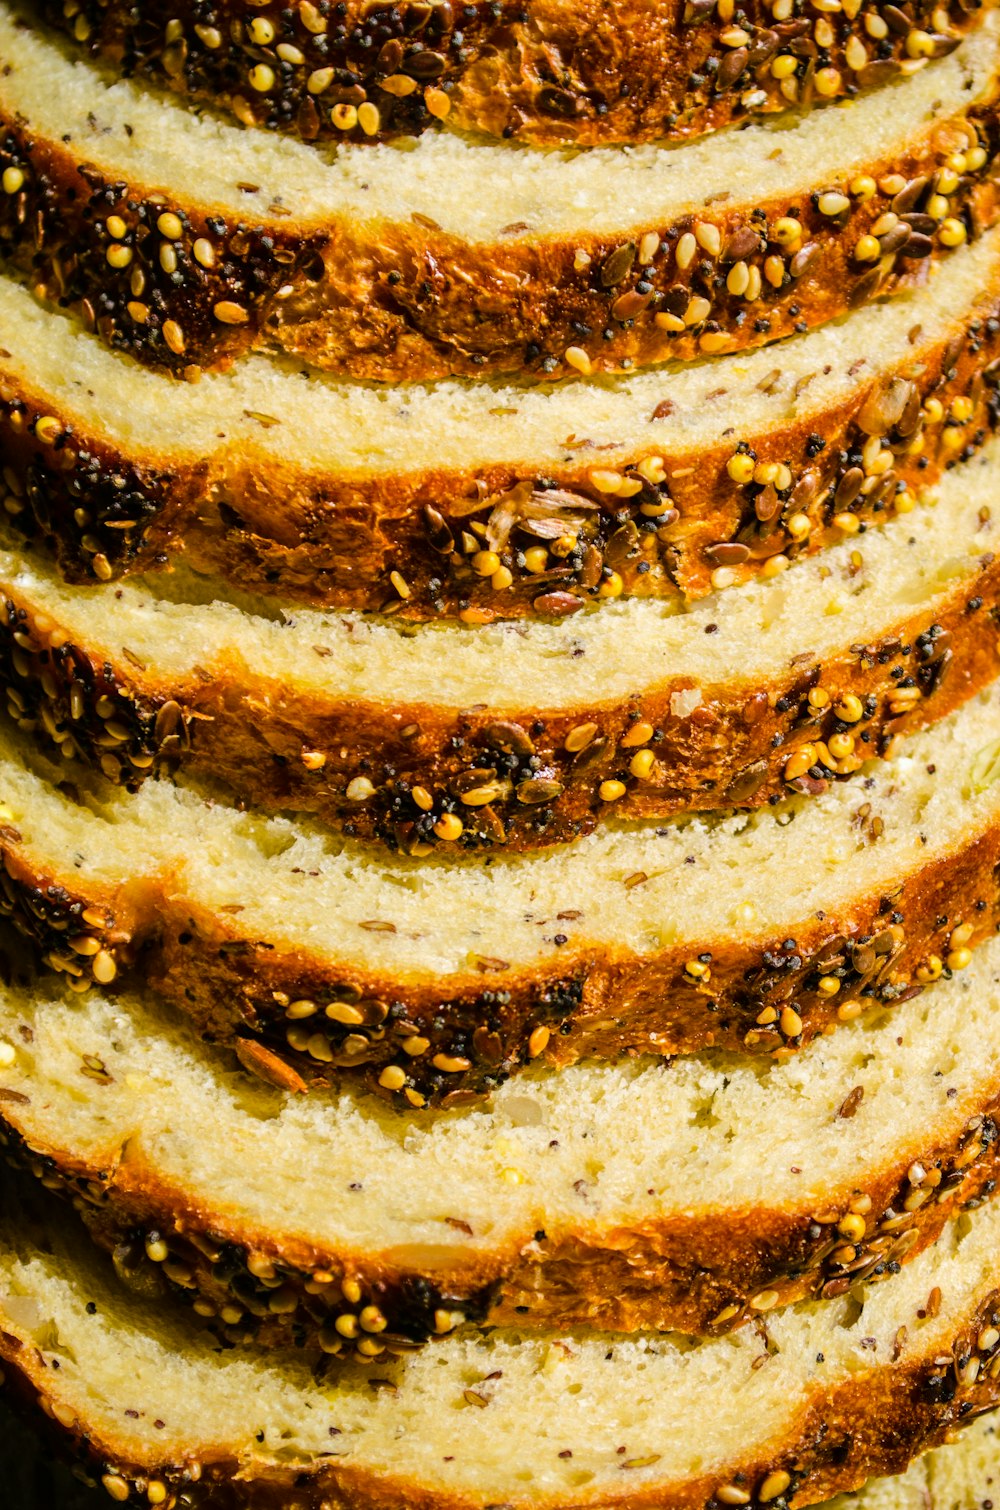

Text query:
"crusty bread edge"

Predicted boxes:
[[2, 1225, 1000, 1510], [2, 261, 999, 625], [0, 79, 997, 380], [21, 0, 992, 148]]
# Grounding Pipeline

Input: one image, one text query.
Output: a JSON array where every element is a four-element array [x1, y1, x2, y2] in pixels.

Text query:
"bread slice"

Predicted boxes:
[[5, 231, 1000, 622], [1, 4, 998, 381], [5, 913, 1000, 1343], [12, 1406, 1000, 1510], [12, 1401, 995, 1510], [1, 439, 997, 851], [22, 0, 989, 148], [3, 1171, 1000, 1508], [4, 683, 1000, 1107]]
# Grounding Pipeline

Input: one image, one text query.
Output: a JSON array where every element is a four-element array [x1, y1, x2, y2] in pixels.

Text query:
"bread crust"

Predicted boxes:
[[3, 1218, 1000, 1510], [4, 274, 1000, 623], [0, 1037, 998, 1349], [2, 751, 999, 1107], [1, 86, 997, 381], [20, 0, 993, 148], [0, 541, 992, 856]]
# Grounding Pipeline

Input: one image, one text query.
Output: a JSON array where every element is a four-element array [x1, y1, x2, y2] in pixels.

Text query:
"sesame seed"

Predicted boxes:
[[214, 301, 250, 325], [675, 232, 697, 270], [684, 295, 712, 326], [433, 1053, 471, 1073], [694, 222, 721, 257], [750, 1289, 779, 1311], [528, 1024, 551, 1058], [381, 74, 418, 97], [92, 950, 117, 985], [779, 1006, 803, 1037], [162, 320, 186, 356]]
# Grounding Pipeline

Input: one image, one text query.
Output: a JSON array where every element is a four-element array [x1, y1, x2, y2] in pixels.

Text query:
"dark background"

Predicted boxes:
[[0, 1400, 100, 1508]]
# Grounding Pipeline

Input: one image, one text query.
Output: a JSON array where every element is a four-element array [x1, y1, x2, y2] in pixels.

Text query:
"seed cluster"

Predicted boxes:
[[1, 1083, 999, 1385], [0, 93, 995, 382], [0, 555, 991, 860], [15, 1261, 1000, 1510], [375, 321, 1000, 622], [0, 730, 997, 1110], [41, 0, 988, 148], [3, 294, 1000, 624], [716, 1281, 1000, 1509]]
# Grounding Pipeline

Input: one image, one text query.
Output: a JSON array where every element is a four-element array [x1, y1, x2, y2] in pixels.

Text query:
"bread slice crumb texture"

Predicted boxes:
[[2, 919, 1000, 1337], [2, 683, 999, 984], [2, 232, 1000, 619], [1, 5, 998, 380], [3, 1173, 1000, 1506], [0, 5, 990, 241]]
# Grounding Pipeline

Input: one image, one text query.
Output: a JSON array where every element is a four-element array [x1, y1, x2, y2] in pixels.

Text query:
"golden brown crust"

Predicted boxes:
[[1, 86, 997, 381], [3, 750, 1000, 1108], [0, 542, 992, 857], [21, 0, 993, 148], [4, 1212, 1000, 1510], [0, 1040, 998, 1351], [4, 277, 1000, 623]]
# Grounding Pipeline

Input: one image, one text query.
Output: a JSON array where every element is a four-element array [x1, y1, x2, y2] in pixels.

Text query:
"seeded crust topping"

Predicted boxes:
[[26, 0, 996, 148], [2, 286, 1000, 621], [0, 1084, 997, 1355], [1, 1176, 1000, 1510], [0, 53, 998, 380], [0, 561, 985, 854], [1, 694, 999, 1108]]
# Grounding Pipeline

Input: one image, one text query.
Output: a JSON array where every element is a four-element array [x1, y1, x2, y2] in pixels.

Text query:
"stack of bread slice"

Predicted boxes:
[[3, 0, 1000, 1504]]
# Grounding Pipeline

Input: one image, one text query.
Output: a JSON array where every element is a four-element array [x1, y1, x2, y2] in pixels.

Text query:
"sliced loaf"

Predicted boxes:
[[3, 231, 1000, 619], [3, 1172, 1000, 1507], [0, 5, 997, 380], [3, 926, 1000, 1343], [12, 1404, 992, 1510], [22, 0, 990, 147], [0, 445, 995, 849], [3, 689, 1000, 1104]]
